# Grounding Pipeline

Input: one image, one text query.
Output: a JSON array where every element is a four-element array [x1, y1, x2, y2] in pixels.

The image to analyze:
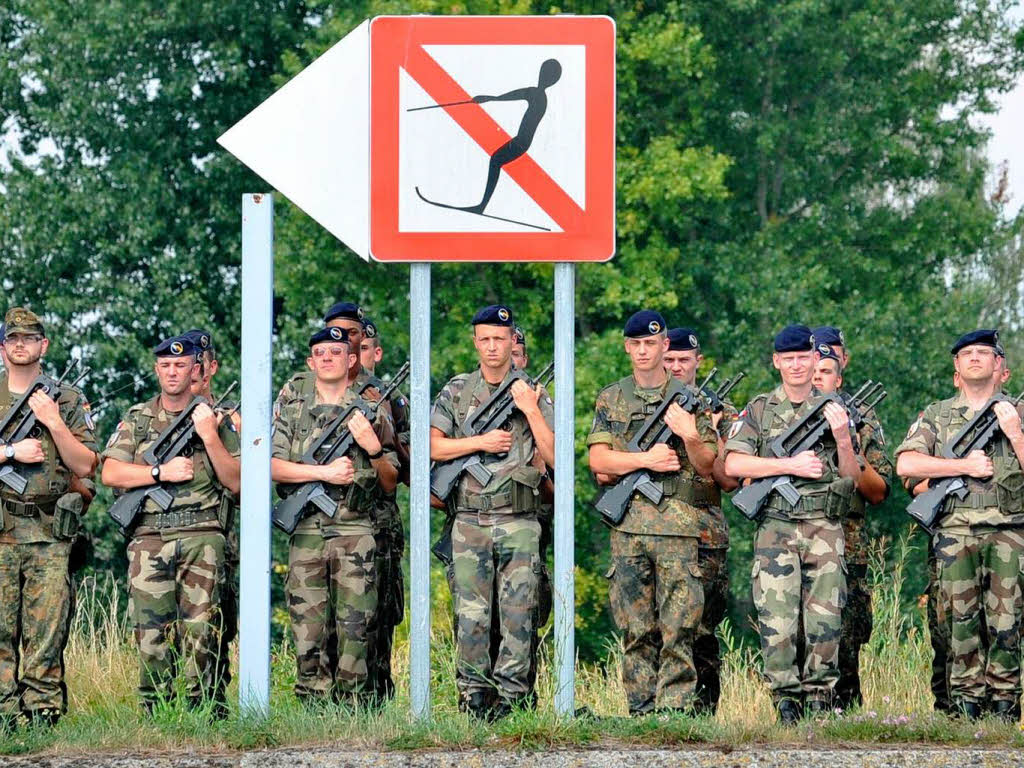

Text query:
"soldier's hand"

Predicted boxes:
[[711, 411, 723, 429], [510, 380, 541, 416], [28, 391, 63, 430], [788, 450, 824, 479], [478, 429, 513, 454], [664, 402, 698, 440], [961, 449, 994, 479], [594, 471, 619, 486], [349, 412, 383, 456], [646, 443, 681, 473], [994, 401, 1024, 440], [824, 402, 852, 444], [191, 403, 218, 441], [160, 456, 194, 483], [320, 456, 355, 485], [11, 439, 44, 464]]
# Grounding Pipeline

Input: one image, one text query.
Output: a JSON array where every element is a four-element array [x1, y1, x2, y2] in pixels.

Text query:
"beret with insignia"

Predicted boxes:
[[811, 326, 845, 347], [182, 328, 212, 351], [951, 329, 999, 355], [816, 342, 841, 363], [153, 334, 199, 358], [472, 304, 515, 327], [310, 326, 349, 347], [323, 301, 364, 323], [667, 327, 700, 351], [774, 324, 814, 353], [513, 325, 527, 347], [4, 307, 45, 337], [624, 310, 666, 338], [362, 317, 378, 339]]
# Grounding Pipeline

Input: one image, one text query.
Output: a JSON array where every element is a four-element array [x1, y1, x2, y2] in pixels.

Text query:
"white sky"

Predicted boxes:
[[980, 74, 1024, 216]]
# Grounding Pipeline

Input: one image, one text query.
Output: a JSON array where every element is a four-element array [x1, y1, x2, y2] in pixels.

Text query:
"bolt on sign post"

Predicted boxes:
[[218, 14, 615, 720]]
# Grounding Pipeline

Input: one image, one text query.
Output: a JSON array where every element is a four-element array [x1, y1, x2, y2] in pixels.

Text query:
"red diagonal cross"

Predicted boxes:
[[404, 45, 585, 233]]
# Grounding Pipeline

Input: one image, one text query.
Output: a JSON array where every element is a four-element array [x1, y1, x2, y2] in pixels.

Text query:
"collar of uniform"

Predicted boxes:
[[631, 373, 670, 403], [770, 384, 820, 413], [314, 386, 356, 408], [476, 366, 516, 390]]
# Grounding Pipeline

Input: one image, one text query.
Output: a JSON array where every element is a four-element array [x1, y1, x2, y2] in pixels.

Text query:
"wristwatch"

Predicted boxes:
[[3, 445, 13, 461], [151, 465, 161, 480], [367, 447, 384, 460]]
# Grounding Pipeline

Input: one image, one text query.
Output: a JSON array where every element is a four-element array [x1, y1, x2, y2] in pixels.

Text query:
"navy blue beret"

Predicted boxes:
[[667, 327, 700, 352], [624, 310, 666, 338], [361, 317, 378, 339], [182, 328, 213, 352], [309, 326, 349, 347], [951, 329, 999, 355], [512, 325, 527, 346], [153, 335, 199, 358], [472, 304, 514, 327], [811, 326, 845, 347], [815, 342, 841, 364], [774, 324, 814, 353], [324, 301, 364, 324]]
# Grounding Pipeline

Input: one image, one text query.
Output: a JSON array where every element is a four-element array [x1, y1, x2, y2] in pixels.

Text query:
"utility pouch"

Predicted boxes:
[[52, 492, 83, 540], [823, 477, 855, 520], [511, 466, 543, 514], [994, 456, 1024, 514]]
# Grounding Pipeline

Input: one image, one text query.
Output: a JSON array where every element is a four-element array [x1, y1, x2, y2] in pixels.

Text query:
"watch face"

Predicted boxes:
[[152, 466, 161, 479], [4, 446, 13, 459]]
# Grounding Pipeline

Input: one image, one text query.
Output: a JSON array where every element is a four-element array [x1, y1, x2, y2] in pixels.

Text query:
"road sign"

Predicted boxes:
[[370, 16, 615, 262]]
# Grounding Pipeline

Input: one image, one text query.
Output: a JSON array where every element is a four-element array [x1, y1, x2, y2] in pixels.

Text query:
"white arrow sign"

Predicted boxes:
[[218, 21, 370, 260]]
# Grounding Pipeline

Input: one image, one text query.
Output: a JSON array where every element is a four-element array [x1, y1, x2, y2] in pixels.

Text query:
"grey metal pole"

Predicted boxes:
[[553, 262, 576, 717], [409, 262, 432, 719], [239, 193, 273, 716]]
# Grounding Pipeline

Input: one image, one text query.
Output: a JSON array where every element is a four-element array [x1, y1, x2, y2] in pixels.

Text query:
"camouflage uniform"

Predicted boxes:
[[895, 393, 1024, 707], [213, 400, 239, 710], [103, 396, 239, 707], [432, 368, 553, 707], [725, 385, 852, 705], [272, 383, 397, 701], [835, 409, 892, 707], [0, 370, 95, 719], [588, 376, 716, 714]]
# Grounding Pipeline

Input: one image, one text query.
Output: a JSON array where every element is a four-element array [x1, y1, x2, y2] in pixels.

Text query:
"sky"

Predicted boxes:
[[980, 74, 1024, 217]]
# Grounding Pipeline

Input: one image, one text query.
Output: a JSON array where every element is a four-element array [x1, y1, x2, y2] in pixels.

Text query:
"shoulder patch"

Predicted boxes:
[[728, 420, 744, 439]]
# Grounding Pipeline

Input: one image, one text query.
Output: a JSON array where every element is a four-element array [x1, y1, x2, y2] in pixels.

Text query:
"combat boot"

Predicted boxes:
[[777, 698, 801, 726], [954, 698, 982, 720], [805, 698, 832, 717], [460, 691, 494, 721], [24, 708, 61, 728], [991, 698, 1021, 723]]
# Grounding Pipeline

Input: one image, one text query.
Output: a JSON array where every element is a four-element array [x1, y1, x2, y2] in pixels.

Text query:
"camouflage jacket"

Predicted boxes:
[[692, 396, 741, 548], [845, 406, 893, 565], [272, 383, 398, 536], [0, 371, 97, 544], [724, 384, 855, 521], [103, 395, 240, 537], [895, 391, 1024, 532], [431, 367, 553, 524], [588, 374, 717, 538]]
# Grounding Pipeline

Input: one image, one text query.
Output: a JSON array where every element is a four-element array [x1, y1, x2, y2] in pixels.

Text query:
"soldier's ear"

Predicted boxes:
[[374, 346, 383, 364], [772, 353, 781, 371], [39, 338, 50, 357], [306, 356, 315, 372], [349, 352, 358, 370]]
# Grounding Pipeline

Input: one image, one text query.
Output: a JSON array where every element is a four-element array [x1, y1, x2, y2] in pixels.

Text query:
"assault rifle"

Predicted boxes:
[[107, 382, 238, 529], [429, 361, 555, 502], [731, 381, 886, 521], [593, 371, 717, 527], [273, 362, 410, 534], [701, 370, 745, 414], [0, 360, 88, 495], [906, 390, 1024, 533]]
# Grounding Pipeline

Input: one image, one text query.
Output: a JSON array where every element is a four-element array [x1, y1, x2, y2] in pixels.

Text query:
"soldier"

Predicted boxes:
[[895, 329, 1024, 720], [183, 328, 238, 714], [271, 326, 399, 705], [0, 308, 98, 728], [355, 316, 409, 702], [430, 305, 554, 720], [662, 327, 736, 714], [588, 311, 716, 716], [102, 334, 240, 712], [723, 324, 860, 723], [810, 336, 892, 708]]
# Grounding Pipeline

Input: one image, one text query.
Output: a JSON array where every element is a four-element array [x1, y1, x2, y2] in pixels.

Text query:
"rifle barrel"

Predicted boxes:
[[697, 367, 718, 393]]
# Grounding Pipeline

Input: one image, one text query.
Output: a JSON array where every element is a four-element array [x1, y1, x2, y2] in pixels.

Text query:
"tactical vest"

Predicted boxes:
[[751, 394, 854, 521], [450, 369, 542, 515], [0, 378, 73, 504]]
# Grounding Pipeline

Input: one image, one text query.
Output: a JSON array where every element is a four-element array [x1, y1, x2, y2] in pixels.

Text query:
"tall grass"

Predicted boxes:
[[2, 532, 1022, 755]]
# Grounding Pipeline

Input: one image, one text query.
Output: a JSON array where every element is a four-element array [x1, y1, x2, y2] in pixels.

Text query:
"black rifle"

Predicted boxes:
[[273, 363, 410, 534], [429, 361, 555, 502], [906, 390, 1024, 533], [593, 372, 716, 527], [701, 370, 745, 414], [0, 360, 85, 495], [731, 381, 885, 521], [107, 382, 238, 529]]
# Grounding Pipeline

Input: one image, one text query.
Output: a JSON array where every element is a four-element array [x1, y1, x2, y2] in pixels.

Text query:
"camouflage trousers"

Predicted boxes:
[[127, 532, 225, 706], [933, 528, 1024, 703], [367, 513, 404, 700], [213, 534, 238, 707], [451, 515, 540, 702], [926, 539, 952, 712], [752, 518, 845, 702], [287, 531, 377, 700], [694, 547, 729, 714], [835, 562, 872, 707], [608, 530, 703, 714], [0, 541, 73, 715]]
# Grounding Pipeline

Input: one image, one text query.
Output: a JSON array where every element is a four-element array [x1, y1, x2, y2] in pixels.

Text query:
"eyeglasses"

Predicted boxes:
[[3, 334, 43, 346], [312, 347, 348, 358]]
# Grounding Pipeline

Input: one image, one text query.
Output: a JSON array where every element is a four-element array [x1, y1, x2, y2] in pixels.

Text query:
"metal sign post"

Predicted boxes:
[[239, 192, 274, 715]]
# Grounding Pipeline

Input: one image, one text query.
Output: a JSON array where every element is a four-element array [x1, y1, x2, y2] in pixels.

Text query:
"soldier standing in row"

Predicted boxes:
[[895, 330, 1024, 720], [271, 326, 399, 705], [0, 308, 98, 728], [662, 327, 736, 714], [102, 335, 240, 712], [723, 325, 860, 723], [430, 305, 554, 719], [588, 311, 716, 715]]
